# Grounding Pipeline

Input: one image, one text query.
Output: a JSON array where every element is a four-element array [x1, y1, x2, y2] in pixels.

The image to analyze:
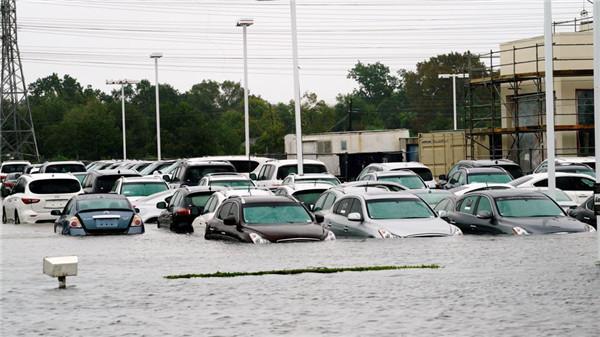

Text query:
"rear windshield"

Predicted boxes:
[[210, 179, 255, 188], [378, 176, 426, 189], [1, 164, 27, 173], [498, 165, 523, 179], [467, 173, 512, 184], [78, 198, 131, 211], [29, 179, 80, 194], [44, 164, 86, 173], [396, 167, 433, 181], [121, 182, 168, 197], [293, 189, 328, 207], [184, 165, 235, 185], [229, 160, 260, 173], [277, 164, 327, 180], [95, 175, 137, 193], [185, 193, 214, 209]]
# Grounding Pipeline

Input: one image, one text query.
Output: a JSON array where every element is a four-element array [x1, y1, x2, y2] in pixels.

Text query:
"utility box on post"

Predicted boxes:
[[43, 256, 78, 289]]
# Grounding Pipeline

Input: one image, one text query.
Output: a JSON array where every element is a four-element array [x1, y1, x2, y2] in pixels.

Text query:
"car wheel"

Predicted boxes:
[[156, 220, 160, 228], [2, 207, 6, 223], [14, 210, 20, 225]]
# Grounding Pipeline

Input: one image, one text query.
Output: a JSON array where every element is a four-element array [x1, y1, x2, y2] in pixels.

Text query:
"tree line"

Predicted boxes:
[[25, 51, 484, 161]]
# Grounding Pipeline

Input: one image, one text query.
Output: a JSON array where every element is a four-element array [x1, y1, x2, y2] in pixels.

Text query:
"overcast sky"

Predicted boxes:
[[17, 0, 590, 104]]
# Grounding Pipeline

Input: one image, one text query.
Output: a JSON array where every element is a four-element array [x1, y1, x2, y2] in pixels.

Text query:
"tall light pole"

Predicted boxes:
[[544, 0, 556, 194], [593, 0, 600, 262], [237, 19, 254, 158], [258, 0, 304, 174], [106, 79, 139, 160], [150, 52, 163, 160], [439, 73, 469, 130]]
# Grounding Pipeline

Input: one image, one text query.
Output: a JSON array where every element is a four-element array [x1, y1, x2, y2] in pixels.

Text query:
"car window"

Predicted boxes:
[[29, 179, 81, 194], [434, 199, 448, 212], [217, 202, 233, 219], [349, 198, 363, 215], [447, 164, 461, 177], [64, 199, 74, 214], [458, 172, 467, 185], [475, 196, 493, 214], [458, 195, 478, 214], [228, 203, 239, 221], [313, 193, 328, 211], [282, 177, 291, 185], [322, 193, 337, 210], [204, 195, 217, 213], [13, 178, 26, 193], [169, 191, 181, 207], [276, 164, 327, 180], [333, 198, 352, 216], [448, 172, 459, 184]]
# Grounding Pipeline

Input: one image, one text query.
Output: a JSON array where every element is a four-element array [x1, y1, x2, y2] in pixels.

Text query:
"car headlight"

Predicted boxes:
[[324, 230, 336, 241], [585, 224, 596, 232], [512, 226, 530, 236], [450, 225, 463, 236], [378, 228, 395, 239], [249, 232, 270, 244]]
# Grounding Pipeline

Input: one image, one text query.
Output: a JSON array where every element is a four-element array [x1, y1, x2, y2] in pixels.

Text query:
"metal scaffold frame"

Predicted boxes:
[[466, 17, 594, 171]]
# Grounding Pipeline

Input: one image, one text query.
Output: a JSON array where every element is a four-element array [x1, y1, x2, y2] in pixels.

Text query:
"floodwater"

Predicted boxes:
[[1, 220, 599, 337]]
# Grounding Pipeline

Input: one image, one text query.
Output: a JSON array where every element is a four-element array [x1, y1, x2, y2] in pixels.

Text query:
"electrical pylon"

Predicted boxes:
[[0, 0, 40, 162]]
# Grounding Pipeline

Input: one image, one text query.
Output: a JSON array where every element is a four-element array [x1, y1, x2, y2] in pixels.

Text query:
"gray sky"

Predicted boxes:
[[18, 0, 589, 104]]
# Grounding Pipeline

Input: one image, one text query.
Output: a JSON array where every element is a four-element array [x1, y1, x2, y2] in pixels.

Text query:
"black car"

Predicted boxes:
[[80, 169, 141, 193], [52, 194, 144, 236], [205, 195, 335, 243], [441, 159, 523, 183], [156, 186, 224, 233], [167, 160, 236, 189], [0, 173, 21, 197], [438, 190, 595, 235], [443, 167, 513, 189], [568, 196, 597, 228]]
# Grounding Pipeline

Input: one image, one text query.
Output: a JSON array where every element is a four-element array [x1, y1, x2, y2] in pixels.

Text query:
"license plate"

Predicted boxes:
[[45, 201, 66, 209], [96, 220, 118, 228]]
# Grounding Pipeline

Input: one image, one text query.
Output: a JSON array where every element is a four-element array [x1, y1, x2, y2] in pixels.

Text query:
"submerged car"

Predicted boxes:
[[52, 194, 144, 235], [205, 195, 335, 243], [438, 190, 595, 235], [156, 186, 223, 233], [567, 196, 597, 228], [322, 191, 462, 238]]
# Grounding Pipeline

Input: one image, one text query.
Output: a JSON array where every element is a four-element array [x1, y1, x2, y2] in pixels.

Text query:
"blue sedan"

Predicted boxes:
[[53, 194, 144, 236]]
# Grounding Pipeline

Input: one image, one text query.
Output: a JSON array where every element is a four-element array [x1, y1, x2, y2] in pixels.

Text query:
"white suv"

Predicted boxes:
[[111, 176, 170, 202], [250, 159, 329, 189], [2, 173, 82, 224]]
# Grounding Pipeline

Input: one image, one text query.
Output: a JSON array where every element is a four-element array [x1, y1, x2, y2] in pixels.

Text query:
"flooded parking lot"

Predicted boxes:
[[1, 221, 599, 337]]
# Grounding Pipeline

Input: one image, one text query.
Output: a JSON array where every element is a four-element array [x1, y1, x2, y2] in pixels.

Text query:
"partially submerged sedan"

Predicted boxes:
[[439, 190, 595, 235], [323, 191, 463, 238], [53, 194, 144, 236], [205, 195, 335, 243]]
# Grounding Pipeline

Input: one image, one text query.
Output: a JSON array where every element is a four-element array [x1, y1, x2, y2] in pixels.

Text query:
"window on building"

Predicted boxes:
[[577, 90, 594, 156]]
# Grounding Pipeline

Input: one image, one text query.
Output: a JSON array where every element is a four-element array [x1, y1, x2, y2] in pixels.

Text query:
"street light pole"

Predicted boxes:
[[106, 79, 139, 160], [438, 73, 469, 130], [237, 19, 254, 158], [150, 53, 163, 161], [544, 0, 556, 194], [593, 0, 600, 263]]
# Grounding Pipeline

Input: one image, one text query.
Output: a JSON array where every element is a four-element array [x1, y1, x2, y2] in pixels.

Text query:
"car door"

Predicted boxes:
[[447, 195, 480, 234], [346, 198, 369, 237], [4, 177, 26, 221], [557, 176, 594, 204], [470, 195, 504, 234], [55, 199, 75, 234], [159, 190, 180, 229], [325, 198, 353, 236], [207, 201, 236, 240]]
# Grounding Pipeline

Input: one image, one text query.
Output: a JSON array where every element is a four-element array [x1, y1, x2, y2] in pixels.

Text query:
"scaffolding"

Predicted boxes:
[[466, 17, 594, 172]]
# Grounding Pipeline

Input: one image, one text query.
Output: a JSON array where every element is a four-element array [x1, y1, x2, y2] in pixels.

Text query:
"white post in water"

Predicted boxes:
[[594, 0, 600, 263], [544, 0, 556, 193]]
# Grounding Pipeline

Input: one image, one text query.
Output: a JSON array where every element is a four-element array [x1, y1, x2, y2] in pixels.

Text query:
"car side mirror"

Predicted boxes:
[[476, 210, 493, 219], [567, 209, 575, 217], [50, 210, 62, 216], [162, 175, 171, 183], [315, 214, 324, 223], [223, 216, 237, 226], [134, 207, 140, 214], [156, 201, 167, 209], [347, 212, 363, 222], [249, 173, 257, 180]]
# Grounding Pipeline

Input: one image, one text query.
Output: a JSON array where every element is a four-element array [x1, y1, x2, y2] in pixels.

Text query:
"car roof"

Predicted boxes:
[[374, 162, 429, 170], [92, 169, 141, 176], [465, 189, 547, 198], [265, 159, 326, 166], [463, 167, 508, 174], [373, 170, 418, 177], [204, 173, 248, 180], [1, 161, 31, 166], [182, 185, 225, 194], [23, 173, 80, 181], [411, 189, 452, 196], [220, 188, 273, 197], [42, 161, 84, 165], [554, 156, 596, 164], [285, 182, 334, 191], [119, 176, 166, 183], [184, 160, 235, 166], [458, 159, 519, 166], [288, 173, 337, 178], [234, 195, 299, 204], [348, 191, 422, 201], [525, 172, 596, 180], [75, 193, 129, 200], [198, 155, 273, 161]]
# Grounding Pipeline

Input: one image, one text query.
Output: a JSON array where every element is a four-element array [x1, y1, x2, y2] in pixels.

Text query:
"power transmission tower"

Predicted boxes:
[[0, 0, 39, 162]]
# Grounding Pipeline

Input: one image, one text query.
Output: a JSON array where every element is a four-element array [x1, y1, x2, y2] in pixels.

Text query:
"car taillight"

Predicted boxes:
[[131, 214, 143, 227], [69, 216, 82, 228], [3, 181, 15, 188], [21, 197, 40, 204], [0, 174, 6, 182], [175, 208, 191, 216]]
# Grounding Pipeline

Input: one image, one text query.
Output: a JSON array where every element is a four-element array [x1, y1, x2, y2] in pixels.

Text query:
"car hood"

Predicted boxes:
[[247, 223, 327, 242], [500, 216, 589, 234], [375, 217, 453, 237]]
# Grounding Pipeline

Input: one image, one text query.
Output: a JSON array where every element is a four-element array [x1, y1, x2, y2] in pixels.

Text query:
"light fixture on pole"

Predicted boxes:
[[257, 0, 304, 174], [150, 52, 163, 161], [106, 79, 139, 160], [438, 73, 469, 131], [237, 19, 254, 158]]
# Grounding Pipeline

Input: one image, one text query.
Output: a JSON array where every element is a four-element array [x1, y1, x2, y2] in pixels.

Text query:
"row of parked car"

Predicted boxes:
[[0, 155, 597, 242]]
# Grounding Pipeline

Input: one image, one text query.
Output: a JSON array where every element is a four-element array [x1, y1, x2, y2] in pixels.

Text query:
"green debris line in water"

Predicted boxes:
[[164, 264, 440, 279]]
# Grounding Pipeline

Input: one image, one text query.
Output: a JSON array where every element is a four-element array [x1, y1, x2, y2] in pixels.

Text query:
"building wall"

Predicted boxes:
[[284, 129, 410, 155]]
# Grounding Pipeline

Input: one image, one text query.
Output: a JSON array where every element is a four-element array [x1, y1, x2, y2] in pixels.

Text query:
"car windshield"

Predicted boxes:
[[295, 177, 340, 185], [367, 199, 435, 219], [121, 182, 168, 197], [211, 179, 255, 188], [414, 192, 452, 207], [402, 167, 433, 181], [243, 203, 313, 225], [45, 164, 86, 173], [277, 164, 327, 180], [378, 176, 426, 189], [186, 193, 213, 208], [78, 198, 131, 211], [29, 179, 81, 194], [495, 197, 564, 217], [467, 173, 512, 184], [292, 189, 327, 206], [1, 164, 27, 173]]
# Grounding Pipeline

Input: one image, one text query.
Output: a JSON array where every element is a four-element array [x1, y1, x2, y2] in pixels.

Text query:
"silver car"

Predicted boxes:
[[322, 191, 463, 238]]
